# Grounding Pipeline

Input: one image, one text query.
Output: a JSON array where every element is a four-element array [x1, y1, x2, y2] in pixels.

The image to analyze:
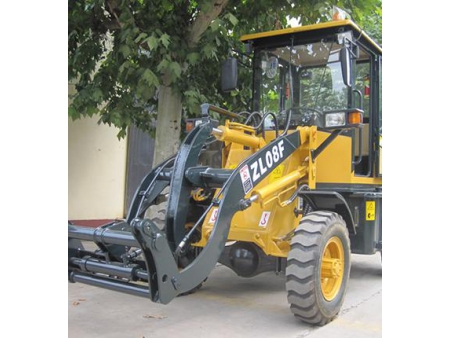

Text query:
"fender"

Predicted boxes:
[[298, 190, 356, 234]]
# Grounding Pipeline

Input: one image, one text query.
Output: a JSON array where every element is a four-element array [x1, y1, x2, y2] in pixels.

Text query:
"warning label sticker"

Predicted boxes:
[[239, 164, 253, 194], [269, 164, 285, 183], [366, 201, 376, 221], [259, 211, 271, 228], [209, 208, 219, 224]]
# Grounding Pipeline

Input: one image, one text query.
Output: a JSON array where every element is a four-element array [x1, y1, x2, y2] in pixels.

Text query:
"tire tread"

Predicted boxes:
[[286, 211, 350, 326]]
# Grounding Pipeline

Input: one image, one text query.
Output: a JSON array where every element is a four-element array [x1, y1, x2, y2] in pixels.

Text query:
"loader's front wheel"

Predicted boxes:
[[286, 211, 350, 326]]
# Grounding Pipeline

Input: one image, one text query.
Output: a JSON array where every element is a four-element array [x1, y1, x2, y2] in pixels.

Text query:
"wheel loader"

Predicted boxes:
[[68, 19, 382, 326]]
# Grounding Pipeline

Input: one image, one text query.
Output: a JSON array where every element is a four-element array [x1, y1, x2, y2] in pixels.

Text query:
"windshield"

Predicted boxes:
[[255, 40, 350, 127]]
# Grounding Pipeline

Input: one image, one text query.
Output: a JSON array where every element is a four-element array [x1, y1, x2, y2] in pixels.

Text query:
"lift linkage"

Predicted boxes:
[[69, 117, 300, 304]]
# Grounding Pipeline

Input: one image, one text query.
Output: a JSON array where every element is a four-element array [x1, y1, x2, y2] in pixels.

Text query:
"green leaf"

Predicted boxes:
[[169, 61, 182, 79], [162, 0, 173, 11], [141, 86, 155, 101], [184, 90, 197, 98], [160, 33, 170, 48], [120, 28, 132, 42], [210, 19, 221, 32], [86, 105, 98, 117], [225, 13, 238, 26], [146, 35, 159, 51], [157, 59, 170, 73], [68, 106, 80, 120], [92, 88, 103, 103], [141, 69, 159, 87], [134, 32, 147, 43], [186, 52, 200, 65], [119, 60, 131, 74], [117, 129, 127, 139], [119, 45, 131, 58], [137, 82, 155, 101], [133, 67, 144, 79], [119, 10, 133, 25], [202, 43, 217, 60]]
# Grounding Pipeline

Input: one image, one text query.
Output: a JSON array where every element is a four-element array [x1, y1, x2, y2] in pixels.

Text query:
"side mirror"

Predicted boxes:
[[221, 57, 238, 92], [244, 43, 253, 55], [340, 47, 352, 87]]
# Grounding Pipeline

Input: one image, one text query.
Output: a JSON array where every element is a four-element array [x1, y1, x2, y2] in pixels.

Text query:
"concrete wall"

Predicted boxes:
[[68, 116, 128, 220]]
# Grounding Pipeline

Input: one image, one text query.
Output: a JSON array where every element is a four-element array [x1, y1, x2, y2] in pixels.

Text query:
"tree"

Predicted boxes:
[[69, 0, 381, 165], [358, 0, 382, 45]]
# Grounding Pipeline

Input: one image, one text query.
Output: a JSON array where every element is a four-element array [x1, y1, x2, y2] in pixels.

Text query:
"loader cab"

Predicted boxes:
[[240, 20, 382, 177]]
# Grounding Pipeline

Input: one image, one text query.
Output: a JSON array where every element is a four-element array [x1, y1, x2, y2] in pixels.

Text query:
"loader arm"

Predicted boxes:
[[69, 118, 301, 304]]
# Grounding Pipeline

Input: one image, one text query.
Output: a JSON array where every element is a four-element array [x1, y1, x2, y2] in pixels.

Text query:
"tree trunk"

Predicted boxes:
[[152, 0, 229, 166], [153, 83, 182, 166]]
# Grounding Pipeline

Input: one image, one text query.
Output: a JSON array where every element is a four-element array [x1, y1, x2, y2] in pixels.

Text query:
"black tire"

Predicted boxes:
[[286, 211, 351, 326], [145, 194, 205, 295], [144, 187, 169, 230], [177, 245, 206, 296]]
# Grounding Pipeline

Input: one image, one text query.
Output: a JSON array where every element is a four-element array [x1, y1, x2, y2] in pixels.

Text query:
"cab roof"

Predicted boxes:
[[240, 19, 381, 55]]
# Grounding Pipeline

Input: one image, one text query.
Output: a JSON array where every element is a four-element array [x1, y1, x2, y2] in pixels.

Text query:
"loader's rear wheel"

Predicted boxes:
[[286, 211, 350, 326]]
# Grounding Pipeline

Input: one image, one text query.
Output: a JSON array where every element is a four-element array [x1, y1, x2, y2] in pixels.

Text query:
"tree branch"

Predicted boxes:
[[106, 0, 122, 28], [187, 0, 229, 48]]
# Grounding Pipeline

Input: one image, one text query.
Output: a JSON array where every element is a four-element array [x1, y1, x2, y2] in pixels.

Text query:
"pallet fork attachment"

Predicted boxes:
[[69, 116, 301, 304]]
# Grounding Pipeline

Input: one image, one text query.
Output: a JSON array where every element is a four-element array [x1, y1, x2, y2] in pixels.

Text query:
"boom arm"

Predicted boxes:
[[69, 117, 301, 304]]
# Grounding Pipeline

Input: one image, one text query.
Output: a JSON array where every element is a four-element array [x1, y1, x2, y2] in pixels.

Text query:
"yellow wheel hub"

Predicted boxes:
[[320, 236, 345, 301]]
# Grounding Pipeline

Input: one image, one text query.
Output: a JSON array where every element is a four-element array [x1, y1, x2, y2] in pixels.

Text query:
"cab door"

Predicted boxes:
[[353, 46, 382, 178]]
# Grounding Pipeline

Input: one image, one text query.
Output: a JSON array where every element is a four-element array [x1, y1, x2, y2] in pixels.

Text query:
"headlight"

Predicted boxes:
[[325, 112, 346, 127], [323, 109, 363, 129]]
